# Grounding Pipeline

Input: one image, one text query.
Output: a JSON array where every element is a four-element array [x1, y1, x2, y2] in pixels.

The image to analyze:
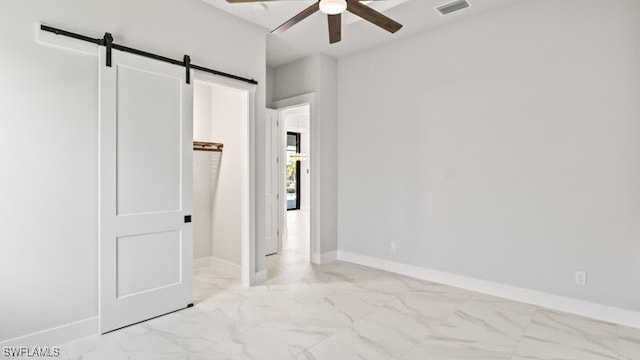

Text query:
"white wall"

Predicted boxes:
[[273, 54, 338, 254], [194, 83, 213, 260], [0, 0, 265, 344], [193, 151, 218, 260], [209, 84, 246, 265], [337, 0, 640, 312], [194, 83, 212, 143], [193, 82, 245, 266]]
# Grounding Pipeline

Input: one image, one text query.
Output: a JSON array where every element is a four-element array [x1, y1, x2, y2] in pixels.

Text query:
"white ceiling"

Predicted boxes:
[[201, 0, 521, 67]]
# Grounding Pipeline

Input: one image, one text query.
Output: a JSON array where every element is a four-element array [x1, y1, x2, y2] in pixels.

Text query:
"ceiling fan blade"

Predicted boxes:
[[328, 14, 342, 44], [271, 2, 320, 34], [346, 0, 402, 33]]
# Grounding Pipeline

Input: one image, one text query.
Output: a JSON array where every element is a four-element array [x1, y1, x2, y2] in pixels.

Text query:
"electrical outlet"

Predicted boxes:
[[389, 241, 397, 252], [575, 271, 587, 286]]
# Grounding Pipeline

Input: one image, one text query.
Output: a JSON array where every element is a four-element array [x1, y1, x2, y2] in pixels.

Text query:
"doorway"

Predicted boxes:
[[191, 73, 256, 289], [265, 103, 312, 277], [86, 30, 256, 334], [98, 47, 194, 333], [99, 67, 256, 333]]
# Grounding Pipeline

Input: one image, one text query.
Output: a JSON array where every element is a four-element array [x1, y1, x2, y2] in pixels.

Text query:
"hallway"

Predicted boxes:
[[266, 209, 310, 282]]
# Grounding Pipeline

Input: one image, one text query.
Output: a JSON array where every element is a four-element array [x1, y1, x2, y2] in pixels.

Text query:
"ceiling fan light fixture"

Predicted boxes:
[[319, 0, 347, 15]]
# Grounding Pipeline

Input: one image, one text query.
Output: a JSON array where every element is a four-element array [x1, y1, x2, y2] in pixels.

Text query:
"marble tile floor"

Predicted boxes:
[[51, 211, 639, 360]]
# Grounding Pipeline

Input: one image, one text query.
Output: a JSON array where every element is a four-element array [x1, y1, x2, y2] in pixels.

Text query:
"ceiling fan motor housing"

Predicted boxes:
[[320, 0, 348, 15], [227, 0, 402, 44]]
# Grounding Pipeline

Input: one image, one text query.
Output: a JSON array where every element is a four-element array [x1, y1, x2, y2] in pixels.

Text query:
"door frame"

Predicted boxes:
[[272, 93, 322, 264], [193, 71, 257, 286], [264, 109, 281, 256]]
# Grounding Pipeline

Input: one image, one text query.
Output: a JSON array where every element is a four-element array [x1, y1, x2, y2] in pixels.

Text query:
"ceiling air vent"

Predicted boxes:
[[436, 0, 471, 16]]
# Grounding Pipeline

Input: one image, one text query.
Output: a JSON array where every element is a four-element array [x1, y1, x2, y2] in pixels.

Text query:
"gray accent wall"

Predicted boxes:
[[273, 54, 339, 255], [337, 0, 640, 311]]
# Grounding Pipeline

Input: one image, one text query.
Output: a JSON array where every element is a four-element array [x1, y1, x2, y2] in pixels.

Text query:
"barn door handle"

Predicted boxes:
[[184, 215, 192, 223]]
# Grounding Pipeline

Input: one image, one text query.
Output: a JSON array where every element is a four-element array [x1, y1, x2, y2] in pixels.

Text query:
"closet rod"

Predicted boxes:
[[194, 141, 223, 152], [40, 24, 258, 85]]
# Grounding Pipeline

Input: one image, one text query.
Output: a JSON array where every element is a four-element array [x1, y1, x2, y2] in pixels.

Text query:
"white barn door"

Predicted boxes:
[[99, 47, 193, 333]]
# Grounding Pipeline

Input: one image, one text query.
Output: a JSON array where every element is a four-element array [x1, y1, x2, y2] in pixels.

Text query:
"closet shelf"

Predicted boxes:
[[194, 141, 223, 152]]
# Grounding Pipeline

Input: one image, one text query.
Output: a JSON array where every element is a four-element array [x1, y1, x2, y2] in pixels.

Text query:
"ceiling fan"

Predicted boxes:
[[226, 0, 403, 44]]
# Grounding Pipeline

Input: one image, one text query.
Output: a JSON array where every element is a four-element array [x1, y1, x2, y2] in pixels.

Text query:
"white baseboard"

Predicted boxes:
[[337, 250, 640, 329], [3, 255, 241, 347], [194, 256, 212, 269], [254, 269, 268, 284], [0, 317, 98, 347], [194, 256, 241, 277], [210, 257, 241, 277], [311, 251, 337, 265]]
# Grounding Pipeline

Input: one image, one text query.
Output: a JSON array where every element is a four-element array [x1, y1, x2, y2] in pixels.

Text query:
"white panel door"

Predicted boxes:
[[265, 109, 280, 255], [99, 47, 193, 333]]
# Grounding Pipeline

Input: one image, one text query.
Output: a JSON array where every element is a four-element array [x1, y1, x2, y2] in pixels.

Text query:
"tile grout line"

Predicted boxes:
[[397, 292, 476, 360], [507, 305, 540, 360]]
